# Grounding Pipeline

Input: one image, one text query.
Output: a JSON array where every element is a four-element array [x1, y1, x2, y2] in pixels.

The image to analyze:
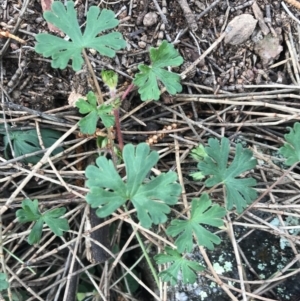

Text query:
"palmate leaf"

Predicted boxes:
[[76, 91, 115, 133], [85, 143, 182, 228], [28, 219, 44, 245], [197, 137, 257, 213], [97, 105, 115, 128], [35, 1, 126, 71], [190, 144, 207, 161], [0, 273, 9, 291], [16, 199, 40, 222], [16, 199, 69, 245], [167, 193, 226, 252], [279, 122, 300, 166], [155, 247, 205, 285], [133, 41, 183, 101], [3, 128, 63, 164], [43, 208, 69, 236], [77, 111, 99, 135]]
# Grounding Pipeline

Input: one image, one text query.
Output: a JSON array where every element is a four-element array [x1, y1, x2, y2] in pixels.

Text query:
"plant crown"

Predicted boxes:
[[76, 91, 115, 134], [16, 0, 300, 288]]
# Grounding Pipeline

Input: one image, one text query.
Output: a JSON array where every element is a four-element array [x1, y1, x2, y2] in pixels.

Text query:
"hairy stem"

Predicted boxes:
[[82, 49, 117, 165], [134, 230, 159, 287], [82, 49, 103, 104], [114, 108, 123, 150], [115, 83, 134, 150]]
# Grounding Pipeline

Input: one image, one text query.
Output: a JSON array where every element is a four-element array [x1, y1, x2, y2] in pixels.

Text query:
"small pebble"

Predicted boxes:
[[35, 17, 44, 23], [138, 41, 147, 48], [143, 12, 158, 27], [158, 31, 164, 39], [140, 35, 148, 42], [89, 48, 97, 56]]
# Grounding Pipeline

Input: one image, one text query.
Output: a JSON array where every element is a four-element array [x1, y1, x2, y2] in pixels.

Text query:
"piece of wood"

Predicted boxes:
[[85, 206, 110, 263]]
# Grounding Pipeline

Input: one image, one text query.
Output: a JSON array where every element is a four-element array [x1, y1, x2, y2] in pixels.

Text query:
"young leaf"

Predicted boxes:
[[190, 144, 207, 161], [166, 193, 226, 252], [76, 97, 97, 114], [197, 137, 257, 213], [189, 171, 205, 181], [97, 105, 115, 128], [43, 208, 69, 236], [76, 91, 115, 133], [16, 199, 69, 244], [155, 247, 204, 285], [101, 70, 118, 92], [78, 111, 99, 135], [3, 129, 63, 164], [0, 273, 9, 291], [133, 40, 183, 101], [85, 143, 182, 228], [28, 219, 44, 245], [16, 199, 40, 222], [279, 122, 300, 166], [96, 136, 123, 164], [35, 1, 127, 71]]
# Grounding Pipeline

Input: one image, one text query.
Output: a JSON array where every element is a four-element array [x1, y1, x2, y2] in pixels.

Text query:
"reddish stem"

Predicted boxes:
[[121, 83, 134, 101], [114, 108, 123, 150], [114, 83, 135, 151]]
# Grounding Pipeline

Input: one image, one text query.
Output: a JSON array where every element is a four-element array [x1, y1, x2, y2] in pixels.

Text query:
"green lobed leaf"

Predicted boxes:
[[76, 91, 98, 134], [0, 273, 9, 291], [86, 91, 98, 106], [76, 91, 115, 133], [97, 104, 115, 128], [85, 143, 182, 228], [155, 246, 204, 285], [167, 193, 226, 252], [124, 269, 140, 293], [86, 156, 131, 217], [76, 99, 96, 114], [149, 40, 184, 67], [16, 199, 41, 222], [134, 65, 161, 101], [28, 218, 44, 245], [43, 208, 69, 236], [16, 199, 69, 245], [189, 171, 205, 181], [197, 137, 257, 213], [133, 40, 183, 101], [3, 129, 63, 164], [35, 2, 126, 71], [78, 110, 99, 135], [44, 207, 66, 218], [190, 144, 207, 161], [123, 143, 159, 195], [133, 172, 181, 227], [279, 122, 300, 166]]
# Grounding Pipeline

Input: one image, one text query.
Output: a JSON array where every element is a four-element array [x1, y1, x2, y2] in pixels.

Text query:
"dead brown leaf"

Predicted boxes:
[[252, 1, 269, 36], [254, 33, 283, 67], [225, 14, 257, 45], [68, 90, 84, 107]]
